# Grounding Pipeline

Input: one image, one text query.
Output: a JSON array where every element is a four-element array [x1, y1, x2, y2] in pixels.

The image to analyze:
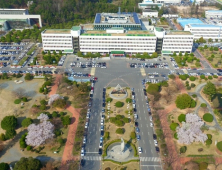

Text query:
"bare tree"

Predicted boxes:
[[40, 162, 56, 170], [12, 87, 26, 99], [162, 151, 178, 169]]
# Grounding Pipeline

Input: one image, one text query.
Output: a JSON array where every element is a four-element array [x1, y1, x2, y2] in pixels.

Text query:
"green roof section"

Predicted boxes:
[[162, 51, 172, 54], [109, 27, 124, 30], [81, 33, 111, 36], [71, 26, 81, 31], [155, 27, 164, 32], [64, 49, 74, 53], [111, 51, 124, 54], [126, 34, 155, 36]]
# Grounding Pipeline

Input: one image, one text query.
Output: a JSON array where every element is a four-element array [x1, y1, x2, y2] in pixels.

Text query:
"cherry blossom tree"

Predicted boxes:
[[176, 113, 207, 145], [48, 94, 62, 105], [25, 114, 54, 146]]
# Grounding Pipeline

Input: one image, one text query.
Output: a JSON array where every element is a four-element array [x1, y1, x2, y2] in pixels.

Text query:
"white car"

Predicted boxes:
[[85, 122, 88, 129], [83, 136, 86, 144], [133, 103, 136, 108], [99, 142, 103, 148], [86, 114, 90, 119], [101, 125, 104, 131], [138, 147, 142, 154], [101, 119, 104, 125], [132, 95, 135, 99], [101, 115, 105, 120], [81, 147, 85, 156], [149, 116, 152, 121], [150, 123, 153, 127], [134, 114, 138, 119], [154, 140, 158, 146]]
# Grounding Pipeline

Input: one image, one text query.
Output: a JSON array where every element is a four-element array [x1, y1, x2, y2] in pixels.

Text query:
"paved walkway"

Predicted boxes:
[[49, 75, 80, 170], [157, 77, 187, 170]]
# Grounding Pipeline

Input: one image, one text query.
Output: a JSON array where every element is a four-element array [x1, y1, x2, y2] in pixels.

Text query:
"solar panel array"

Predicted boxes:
[[95, 13, 101, 23], [133, 12, 140, 24]]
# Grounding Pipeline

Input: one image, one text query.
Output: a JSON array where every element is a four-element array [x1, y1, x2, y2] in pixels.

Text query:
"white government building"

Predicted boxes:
[[205, 10, 222, 19], [41, 12, 194, 55], [184, 24, 222, 40]]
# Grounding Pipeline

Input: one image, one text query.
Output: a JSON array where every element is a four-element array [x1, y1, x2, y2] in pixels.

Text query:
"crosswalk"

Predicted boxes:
[[140, 68, 146, 76], [90, 68, 96, 76], [82, 156, 101, 161], [140, 157, 161, 162]]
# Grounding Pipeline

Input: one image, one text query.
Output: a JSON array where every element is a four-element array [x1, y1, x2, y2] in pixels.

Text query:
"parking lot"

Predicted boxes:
[[70, 61, 107, 68], [0, 42, 35, 67]]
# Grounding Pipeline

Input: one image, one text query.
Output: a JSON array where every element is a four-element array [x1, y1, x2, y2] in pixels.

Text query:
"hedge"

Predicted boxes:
[[200, 103, 207, 108], [205, 139, 212, 146], [203, 113, 213, 122], [115, 101, 124, 107], [178, 114, 186, 123], [189, 76, 196, 81], [106, 98, 112, 103], [103, 159, 139, 165], [116, 128, 125, 134], [217, 141, 222, 152], [14, 99, 21, 104], [170, 123, 179, 131], [180, 146, 187, 153], [126, 98, 132, 103], [174, 133, 178, 140], [207, 134, 212, 140]]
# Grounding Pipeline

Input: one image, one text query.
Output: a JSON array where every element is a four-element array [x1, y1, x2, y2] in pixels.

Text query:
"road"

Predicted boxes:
[[80, 59, 162, 170]]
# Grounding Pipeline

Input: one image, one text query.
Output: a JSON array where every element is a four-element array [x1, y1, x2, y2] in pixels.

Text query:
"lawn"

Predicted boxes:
[[102, 160, 140, 170], [18, 56, 28, 66], [198, 47, 222, 68]]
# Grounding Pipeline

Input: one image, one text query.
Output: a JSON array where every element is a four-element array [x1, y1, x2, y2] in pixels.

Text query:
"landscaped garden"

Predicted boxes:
[[198, 45, 222, 68], [102, 86, 139, 170]]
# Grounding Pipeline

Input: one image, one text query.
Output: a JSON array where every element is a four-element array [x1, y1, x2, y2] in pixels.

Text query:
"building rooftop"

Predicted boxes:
[[188, 24, 222, 28], [44, 29, 71, 34], [167, 31, 192, 35], [177, 18, 203, 28], [206, 10, 222, 13], [94, 12, 141, 25], [71, 26, 81, 31], [143, 9, 158, 12], [81, 30, 155, 36]]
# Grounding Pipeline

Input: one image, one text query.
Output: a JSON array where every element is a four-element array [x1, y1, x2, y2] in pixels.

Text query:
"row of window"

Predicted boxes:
[[42, 39, 72, 42], [80, 48, 155, 51], [80, 38, 156, 41], [164, 37, 193, 39], [79, 41, 156, 45], [162, 47, 191, 49], [80, 45, 156, 48], [163, 44, 192, 47], [163, 41, 193, 43], [191, 30, 221, 31], [42, 36, 72, 38], [43, 46, 72, 48], [43, 42, 72, 45]]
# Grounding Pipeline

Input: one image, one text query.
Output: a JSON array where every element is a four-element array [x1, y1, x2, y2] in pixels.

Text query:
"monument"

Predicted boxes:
[[109, 84, 127, 100], [121, 138, 125, 152]]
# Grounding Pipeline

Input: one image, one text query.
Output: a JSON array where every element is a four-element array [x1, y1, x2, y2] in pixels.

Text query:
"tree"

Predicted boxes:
[[147, 84, 159, 95], [0, 162, 9, 170], [25, 73, 34, 80], [52, 111, 58, 118], [175, 94, 196, 109], [203, 82, 216, 100], [177, 113, 207, 144], [14, 157, 42, 170], [208, 38, 213, 43], [130, 132, 136, 139], [26, 114, 54, 146], [5, 129, 16, 139], [40, 100, 47, 105], [40, 162, 56, 170], [151, 52, 158, 58], [52, 98, 66, 109], [116, 128, 125, 134], [1, 116, 17, 130], [21, 118, 33, 128], [12, 87, 26, 99], [61, 115, 71, 127], [199, 37, 206, 43]]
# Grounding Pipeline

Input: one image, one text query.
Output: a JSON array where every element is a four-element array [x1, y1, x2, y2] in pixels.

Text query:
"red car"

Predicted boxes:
[[95, 77, 98, 81]]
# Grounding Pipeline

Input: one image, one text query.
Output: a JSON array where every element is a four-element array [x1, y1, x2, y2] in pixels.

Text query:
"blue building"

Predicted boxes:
[[177, 18, 203, 28]]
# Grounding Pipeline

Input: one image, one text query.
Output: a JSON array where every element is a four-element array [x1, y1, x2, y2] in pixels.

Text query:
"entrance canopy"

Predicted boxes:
[[111, 51, 125, 56]]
